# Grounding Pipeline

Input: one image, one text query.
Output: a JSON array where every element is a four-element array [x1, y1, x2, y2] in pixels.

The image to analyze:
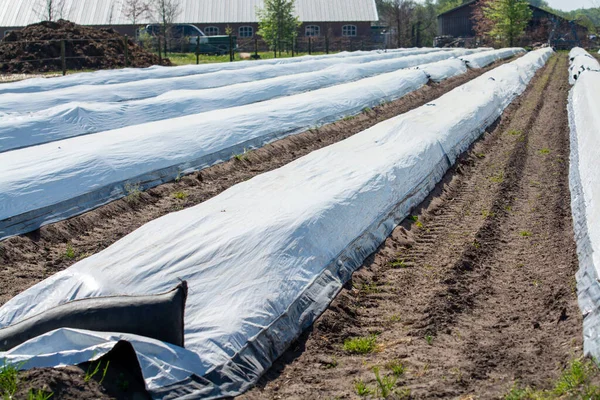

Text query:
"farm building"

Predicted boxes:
[[437, 0, 589, 48], [0, 0, 379, 39]]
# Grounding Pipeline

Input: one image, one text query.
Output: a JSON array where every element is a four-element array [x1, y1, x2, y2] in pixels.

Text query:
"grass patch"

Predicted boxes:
[[232, 148, 249, 161], [482, 209, 496, 218], [520, 231, 532, 237], [0, 361, 19, 399], [509, 130, 523, 136], [171, 191, 188, 200], [354, 379, 371, 396], [343, 335, 377, 354], [385, 360, 406, 377], [84, 360, 110, 385], [362, 107, 373, 113], [373, 366, 397, 398], [504, 358, 600, 399], [538, 148, 551, 155], [390, 259, 407, 269], [359, 282, 380, 294], [389, 314, 401, 323], [64, 244, 76, 260], [167, 51, 334, 66], [124, 183, 142, 204], [490, 171, 505, 183], [27, 389, 53, 400]]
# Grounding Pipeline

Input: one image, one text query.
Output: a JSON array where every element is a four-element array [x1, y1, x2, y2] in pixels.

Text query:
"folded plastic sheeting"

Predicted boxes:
[[0, 49, 465, 115], [460, 47, 525, 68], [570, 47, 590, 61], [568, 70, 600, 361], [0, 48, 442, 95], [416, 58, 467, 82], [0, 67, 430, 240], [0, 48, 552, 399], [568, 48, 600, 85], [0, 49, 487, 151]]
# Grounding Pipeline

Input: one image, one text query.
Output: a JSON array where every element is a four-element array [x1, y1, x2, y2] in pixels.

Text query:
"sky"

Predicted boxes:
[[546, 0, 598, 11]]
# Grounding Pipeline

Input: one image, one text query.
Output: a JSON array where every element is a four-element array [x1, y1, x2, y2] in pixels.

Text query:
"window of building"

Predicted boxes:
[[204, 26, 220, 36], [239, 26, 254, 38], [342, 25, 357, 37], [305, 25, 320, 37]]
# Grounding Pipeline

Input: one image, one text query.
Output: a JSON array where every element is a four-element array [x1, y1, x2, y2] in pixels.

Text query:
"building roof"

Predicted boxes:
[[436, 0, 588, 30], [0, 0, 379, 27]]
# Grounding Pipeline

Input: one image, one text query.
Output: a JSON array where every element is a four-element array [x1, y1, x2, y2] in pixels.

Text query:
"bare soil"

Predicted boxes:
[[241, 53, 583, 399]]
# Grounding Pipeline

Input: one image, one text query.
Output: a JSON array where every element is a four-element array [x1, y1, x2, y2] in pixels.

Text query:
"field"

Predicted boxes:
[[167, 51, 332, 65], [0, 48, 599, 399]]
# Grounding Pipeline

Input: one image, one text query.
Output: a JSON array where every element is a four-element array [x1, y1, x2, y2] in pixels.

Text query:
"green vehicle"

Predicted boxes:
[[142, 24, 237, 55]]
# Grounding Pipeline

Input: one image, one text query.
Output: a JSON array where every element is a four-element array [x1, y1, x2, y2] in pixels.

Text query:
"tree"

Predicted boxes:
[[257, 0, 301, 56], [472, 0, 496, 45], [123, 0, 150, 26], [438, 0, 463, 14], [413, 0, 438, 46], [152, 0, 181, 55], [527, 0, 549, 8], [34, 0, 66, 21], [482, 0, 532, 46]]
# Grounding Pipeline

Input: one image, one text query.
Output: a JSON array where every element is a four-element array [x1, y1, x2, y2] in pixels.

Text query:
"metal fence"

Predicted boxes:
[[0, 34, 389, 75]]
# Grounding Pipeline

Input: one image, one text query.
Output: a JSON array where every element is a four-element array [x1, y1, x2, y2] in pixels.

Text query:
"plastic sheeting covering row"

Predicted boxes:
[[0, 47, 524, 239], [568, 47, 600, 85], [0, 48, 442, 95], [0, 48, 462, 114], [0, 67, 429, 240], [568, 69, 600, 361], [0, 49, 487, 152], [460, 47, 525, 68], [0, 48, 553, 399]]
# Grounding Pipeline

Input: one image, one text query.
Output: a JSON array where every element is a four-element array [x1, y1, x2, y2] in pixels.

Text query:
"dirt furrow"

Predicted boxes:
[[241, 53, 581, 400], [0, 58, 515, 306]]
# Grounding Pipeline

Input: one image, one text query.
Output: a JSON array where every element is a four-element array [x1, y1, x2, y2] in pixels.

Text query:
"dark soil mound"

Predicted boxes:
[[0, 20, 171, 73]]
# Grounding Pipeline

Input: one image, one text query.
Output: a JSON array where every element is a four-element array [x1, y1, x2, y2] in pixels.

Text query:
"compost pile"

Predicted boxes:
[[0, 20, 171, 73]]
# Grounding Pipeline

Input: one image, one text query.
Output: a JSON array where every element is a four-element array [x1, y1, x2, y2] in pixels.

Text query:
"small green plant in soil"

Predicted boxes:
[[538, 148, 551, 155], [504, 358, 600, 399], [233, 148, 249, 161], [390, 259, 407, 269], [425, 335, 434, 345], [360, 282, 380, 294], [323, 357, 338, 369], [409, 215, 419, 222], [171, 191, 188, 200], [373, 366, 397, 398], [124, 183, 141, 204], [0, 361, 19, 399], [389, 314, 401, 323], [490, 171, 505, 183], [354, 379, 371, 396], [509, 130, 523, 136], [84, 360, 109, 384], [385, 360, 406, 377], [64, 244, 76, 260], [520, 231, 532, 237], [343, 335, 377, 354], [363, 107, 373, 113], [27, 389, 53, 400]]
